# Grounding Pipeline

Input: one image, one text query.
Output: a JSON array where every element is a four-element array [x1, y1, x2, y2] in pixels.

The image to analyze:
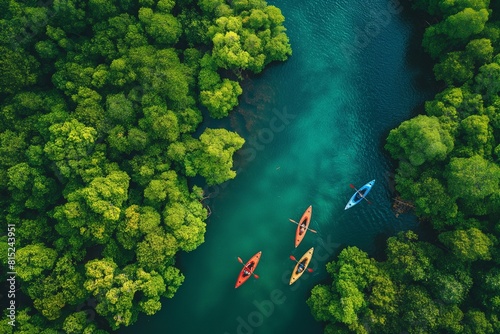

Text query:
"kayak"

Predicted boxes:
[[289, 247, 314, 285], [295, 205, 312, 248], [344, 179, 375, 210], [235, 251, 262, 288]]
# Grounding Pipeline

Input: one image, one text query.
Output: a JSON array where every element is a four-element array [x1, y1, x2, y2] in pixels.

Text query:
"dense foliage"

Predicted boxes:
[[0, 0, 291, 332], [308, 1, 500, 333]]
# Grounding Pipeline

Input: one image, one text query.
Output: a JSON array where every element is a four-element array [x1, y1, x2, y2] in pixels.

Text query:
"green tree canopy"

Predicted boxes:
[[446, 155, 500, 200], [434, 51, 474, 86], [0, 46, 40, 95], [439, 227, 495, 261], [441, 8, 489, 40], [16, 244, 58, 282], [386, 115, 454, 166], [0, 0, 290, 331], [308, 246, 397, 332]]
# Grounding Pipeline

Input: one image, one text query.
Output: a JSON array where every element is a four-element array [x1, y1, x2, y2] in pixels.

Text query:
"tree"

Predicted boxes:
[[438, 0, 491, 16], [138, 7, 182, 46], [439, 228, 494, 261], [72, 87, 106, 131], [16, 218, 52, 245], [105, 93, 136, 126], [385, 231, 440, 282], [189, 128, 245, 185], [0, 130, 28, 168], [136, 228, 178, 270], [27, 255, 88, 321], [385, 115, 454, 166], [84, 260, 139, 329], [212, 31, 251, 69], [7, 163, 59, 210], [475, 62, 500, 99], [43, 119, 97, 179], [139, 106, 180, 142], [402, 174, 458, 225], [430, 271, 471, 304], [458, 115, 491, 156], [463, 310, 494, 334], [400, 286, 440, 333], [446, 155, 500, 201], [52, 0, 87, 33], [438, 304, 465, 333], [84, 258, 118, 297], [308, 284, 337, 322], [200, 79, 243, 118], [177, 108, 203, 133], [439, 8, 489, 40], [434, 51, 474, 86], [465, 38, 494, 65], [0, 307, 58, 334], [308, 246, 397, 331], [422, 26, 453, 59], [62, 311, 89, 334], [143, 170, 183, 203], [16, 244, 58, 282], [163, 200, 207, 252], [116, 205, 161, 250], [412, 0, 445, 15], [88, 0, 118, 21], [478, 268, 500, 313], [0, 46, 39, 94], [78, 170, 130, 221]]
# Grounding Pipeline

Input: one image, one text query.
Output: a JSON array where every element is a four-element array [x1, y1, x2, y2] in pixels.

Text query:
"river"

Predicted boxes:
[[120, 0, 435, 333]]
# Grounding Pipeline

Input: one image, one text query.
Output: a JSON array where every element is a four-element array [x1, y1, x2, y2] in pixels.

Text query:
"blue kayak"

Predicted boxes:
[[344, 180, 375, 210]]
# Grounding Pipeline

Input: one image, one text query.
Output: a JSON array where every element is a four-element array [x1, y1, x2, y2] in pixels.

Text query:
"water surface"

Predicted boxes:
[[120, 1, 435, 333]]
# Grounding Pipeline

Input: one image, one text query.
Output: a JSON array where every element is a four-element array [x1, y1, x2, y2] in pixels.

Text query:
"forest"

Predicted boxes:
[[0, 0, 291, 332], [307, 0, 500, 333]]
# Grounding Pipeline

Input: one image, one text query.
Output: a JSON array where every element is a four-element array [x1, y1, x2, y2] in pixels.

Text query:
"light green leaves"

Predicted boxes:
[[16, 244, 58, 282], [439, 228, 494, 261], [386, 115, 454, 166]]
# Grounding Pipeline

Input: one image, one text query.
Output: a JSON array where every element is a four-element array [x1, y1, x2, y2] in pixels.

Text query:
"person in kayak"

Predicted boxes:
[[296, 261, 306, 274], [243, 263, 254, 277], [355, 189, 365, 201], [299, 221, 306, 234]]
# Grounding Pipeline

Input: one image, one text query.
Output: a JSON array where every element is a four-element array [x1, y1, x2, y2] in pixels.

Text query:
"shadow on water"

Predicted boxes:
[[400, 0, 442, 95]]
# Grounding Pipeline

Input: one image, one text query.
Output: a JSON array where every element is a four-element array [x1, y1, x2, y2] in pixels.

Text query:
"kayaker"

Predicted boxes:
[[243, 264, 253, 276], [297, 262, 305, 274], [355, 190, 365, 201], [299, 222, 306, 234]]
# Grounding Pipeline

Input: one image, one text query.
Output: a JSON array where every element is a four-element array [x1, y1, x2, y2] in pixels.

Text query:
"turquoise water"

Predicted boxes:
[[120, 1, 435, 333]]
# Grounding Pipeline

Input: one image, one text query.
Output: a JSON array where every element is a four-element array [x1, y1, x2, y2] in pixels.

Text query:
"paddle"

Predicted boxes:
[[237, 257, 259, 279], [288, 219, 317, 233], [289, 255, 314, 272], [349, 184, 372, 204]]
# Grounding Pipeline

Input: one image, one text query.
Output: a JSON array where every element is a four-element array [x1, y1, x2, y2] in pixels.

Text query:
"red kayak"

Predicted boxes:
[[295, 205, 312, 248], [235, 251, 262, 288]]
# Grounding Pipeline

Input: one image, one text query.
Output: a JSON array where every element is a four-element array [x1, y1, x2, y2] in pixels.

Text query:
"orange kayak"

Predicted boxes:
[[295, 205, 312, 247], [289, 247, 314, 285], [235, 251, 262, 288]]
